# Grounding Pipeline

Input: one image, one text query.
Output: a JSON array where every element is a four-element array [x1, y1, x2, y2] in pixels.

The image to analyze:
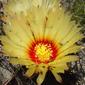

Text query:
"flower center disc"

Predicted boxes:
[[28, 39, 58, 64]]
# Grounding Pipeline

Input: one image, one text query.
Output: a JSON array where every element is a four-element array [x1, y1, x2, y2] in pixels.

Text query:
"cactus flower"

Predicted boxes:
[[0, 0, 84, 85]]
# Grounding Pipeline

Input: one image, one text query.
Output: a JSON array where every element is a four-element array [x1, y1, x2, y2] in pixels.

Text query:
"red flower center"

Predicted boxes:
[[28, 39, 58, 64]]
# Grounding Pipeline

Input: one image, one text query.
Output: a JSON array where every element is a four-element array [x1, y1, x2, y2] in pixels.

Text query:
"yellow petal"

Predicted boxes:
[[49, 55, 79, 67], [26, 7, 47, 39], [37, 71, 47, 85], [3, 0, 31, 15], [51, 70, 62, 83], [9, 58, 34, 65], [36, 64, 48, 85], [50, 63, 69, 73], [60, 26, 81, 44], [57, 45, 81, 59], [32, 0, 42, 7], [32, 0, 60, 9], [3, 15, 33, 47], [1, 36, 28, 58], [25, 65, 36, 77], [58, 55, 79, 63], [59, 33, 84, 53]]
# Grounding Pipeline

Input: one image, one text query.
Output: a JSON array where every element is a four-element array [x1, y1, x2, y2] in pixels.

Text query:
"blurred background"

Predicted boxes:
[[0, 0, 85, 85]]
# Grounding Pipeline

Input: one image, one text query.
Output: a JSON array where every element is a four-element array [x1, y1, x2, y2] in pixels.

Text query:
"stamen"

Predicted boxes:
[[28, 39, 58, 64]]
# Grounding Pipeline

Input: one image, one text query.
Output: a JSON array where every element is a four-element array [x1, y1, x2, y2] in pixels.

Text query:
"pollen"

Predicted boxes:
[[35, 43, 52, 62], [28, 39, 58, 64]]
